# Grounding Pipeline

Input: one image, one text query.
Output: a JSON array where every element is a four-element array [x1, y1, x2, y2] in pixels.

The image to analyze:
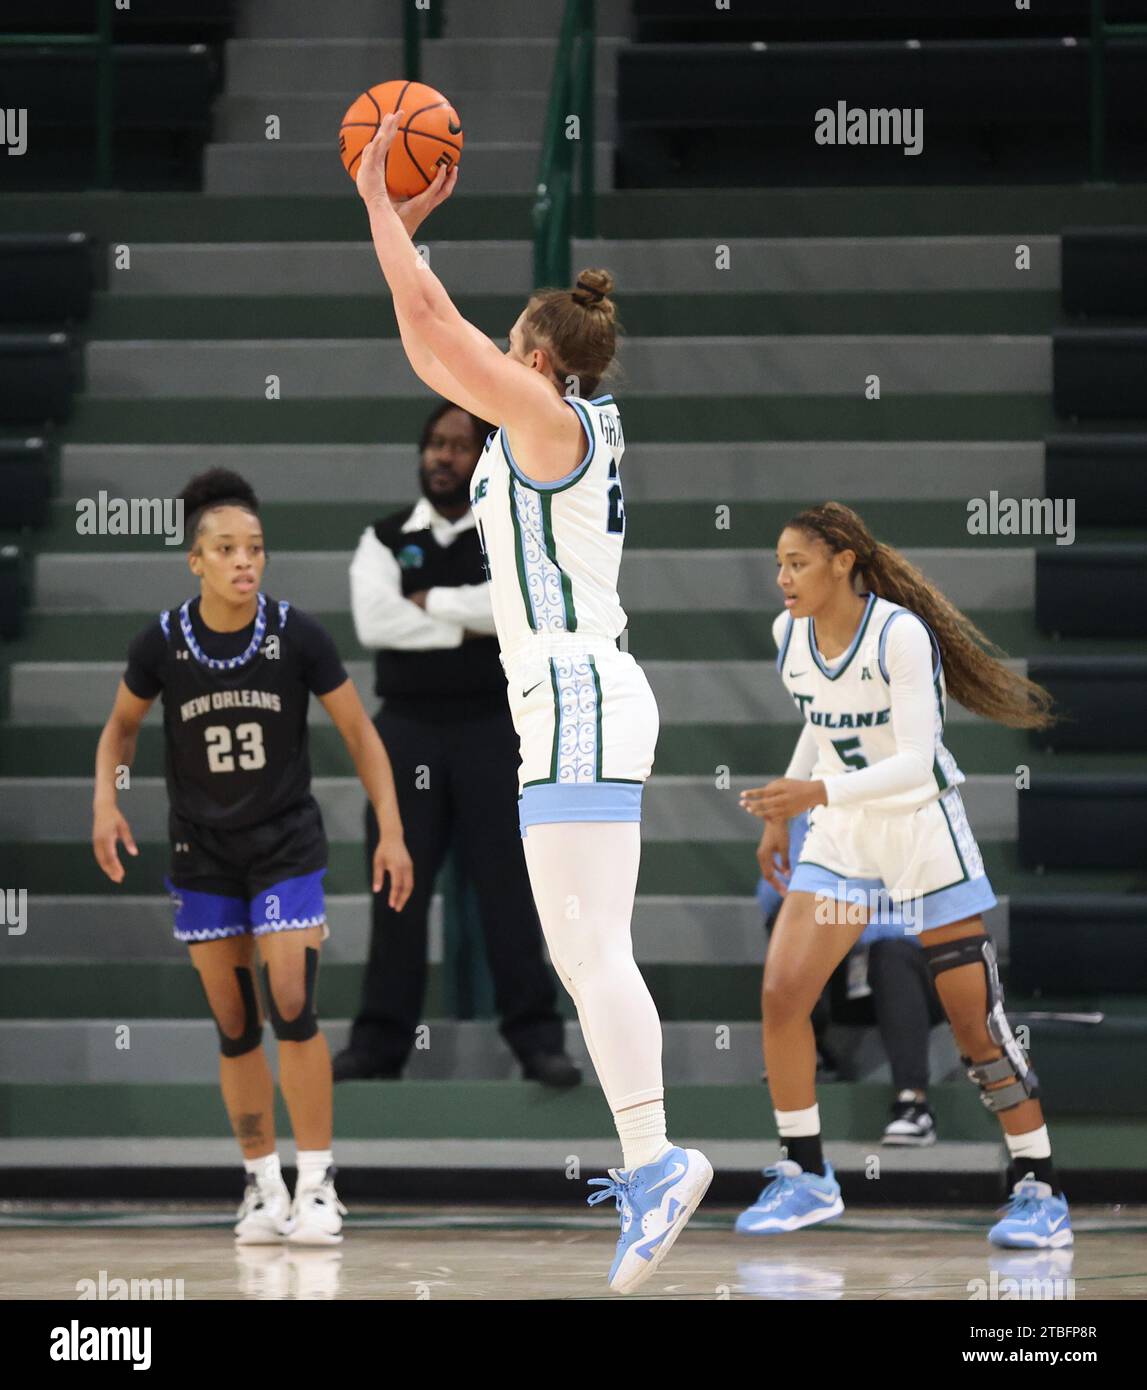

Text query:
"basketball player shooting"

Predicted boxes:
[[354, 113, 713, 1294]]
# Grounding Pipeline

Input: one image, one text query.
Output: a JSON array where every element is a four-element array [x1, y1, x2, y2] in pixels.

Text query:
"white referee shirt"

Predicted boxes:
[[349, 497, 497, 651]]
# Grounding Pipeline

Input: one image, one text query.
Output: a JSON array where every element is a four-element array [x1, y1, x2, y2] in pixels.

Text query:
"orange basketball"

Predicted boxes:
[[339, 79, 463, 197]]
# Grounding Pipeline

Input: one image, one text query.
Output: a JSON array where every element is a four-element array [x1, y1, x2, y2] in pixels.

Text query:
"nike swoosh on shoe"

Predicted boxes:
[[646, 1162, 686, 1193]]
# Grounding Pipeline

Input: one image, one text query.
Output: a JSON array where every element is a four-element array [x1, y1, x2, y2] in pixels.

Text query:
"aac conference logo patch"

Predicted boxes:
[[397, 544, 425, 570]]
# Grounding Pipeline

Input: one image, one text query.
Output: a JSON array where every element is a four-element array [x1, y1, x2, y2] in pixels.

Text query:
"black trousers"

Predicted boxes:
[[867, 938, 946, 1093], [349, 704, 564, 1066]]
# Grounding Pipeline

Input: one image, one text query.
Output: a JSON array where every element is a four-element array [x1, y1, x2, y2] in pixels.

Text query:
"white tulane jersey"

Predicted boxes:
[[774, 593, 964, 812], [467, 394, 627, 656]]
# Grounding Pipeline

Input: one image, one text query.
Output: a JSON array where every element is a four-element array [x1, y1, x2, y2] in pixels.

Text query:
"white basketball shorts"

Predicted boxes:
[[503, 636, 659, 836], [788, 786, 997, 933]]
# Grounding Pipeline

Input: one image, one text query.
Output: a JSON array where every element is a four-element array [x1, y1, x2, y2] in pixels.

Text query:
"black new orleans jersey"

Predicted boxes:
[[124, 593, 347, 831]]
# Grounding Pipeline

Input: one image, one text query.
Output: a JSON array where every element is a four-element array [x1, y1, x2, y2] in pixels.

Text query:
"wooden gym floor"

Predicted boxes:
[[1, 1204, 1143, 1300]]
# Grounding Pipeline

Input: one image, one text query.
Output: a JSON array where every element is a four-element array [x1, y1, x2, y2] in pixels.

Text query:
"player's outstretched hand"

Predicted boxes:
[[739, 777, 827, 821], [92, 804, 139, 884], [756, 819, 791, 896], [373, 832, 414, 911], [356, 110, 460, 235], [394, 162, 459, 238]]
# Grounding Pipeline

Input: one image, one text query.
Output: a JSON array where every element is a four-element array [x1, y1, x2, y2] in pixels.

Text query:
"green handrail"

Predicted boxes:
[[1089, 0, 1147, 180], [532, 0, 597, 288], [0, 0, 114, 187], [403, 0, 445, 85]]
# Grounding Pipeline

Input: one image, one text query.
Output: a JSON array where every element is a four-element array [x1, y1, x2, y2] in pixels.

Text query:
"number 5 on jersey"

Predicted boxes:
[[832, 735, 868, 770]]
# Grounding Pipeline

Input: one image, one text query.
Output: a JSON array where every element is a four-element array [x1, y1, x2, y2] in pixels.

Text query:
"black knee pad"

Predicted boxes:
[[216, 965, 263, 1058], [924, 934, 1039, 1112], [264, 945, 320, 1043]]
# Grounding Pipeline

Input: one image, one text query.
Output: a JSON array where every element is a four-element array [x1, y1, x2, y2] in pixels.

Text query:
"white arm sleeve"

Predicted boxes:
[[349, 527, 464, 651], [424, 582, 497, 634], [784, 724, 819, 780], [823, 615, 936, 807]]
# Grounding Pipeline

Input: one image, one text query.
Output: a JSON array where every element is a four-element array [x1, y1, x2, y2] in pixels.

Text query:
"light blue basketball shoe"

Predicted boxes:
[[988, 1175, 1073, 1248], [734, 1159, 844, 1235], [586, 1145, 713, 1294]]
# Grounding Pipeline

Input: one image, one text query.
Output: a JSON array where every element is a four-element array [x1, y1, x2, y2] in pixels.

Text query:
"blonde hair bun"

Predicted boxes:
[[572, 267, 615, 311]]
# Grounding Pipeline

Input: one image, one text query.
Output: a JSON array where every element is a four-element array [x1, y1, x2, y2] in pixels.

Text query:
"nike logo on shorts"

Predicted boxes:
[[521, 680, 544, 698]]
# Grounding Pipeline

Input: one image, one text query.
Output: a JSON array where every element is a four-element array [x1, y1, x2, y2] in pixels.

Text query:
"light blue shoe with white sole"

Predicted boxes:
[[734, 1159, 844, 1235], [988, 1176, 1073, 1248], [586, 1145, 713, 1294]]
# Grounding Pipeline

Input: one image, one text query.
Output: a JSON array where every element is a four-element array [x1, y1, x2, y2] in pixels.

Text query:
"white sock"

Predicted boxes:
[[775, 1104, 821, 1138], [1005, 1126, 1051, 1161], [243, 1152, 283, 1186], [615, 1101, 671, 1172], [296, 1148, 334, 1190]]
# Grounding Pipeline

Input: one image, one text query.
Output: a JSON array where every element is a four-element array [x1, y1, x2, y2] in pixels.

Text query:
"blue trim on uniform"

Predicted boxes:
[[758, 815, 922, 947], [789, 862, 884, 899], [249, 868, 326, 935], [277, 599, 290, 631], [787, 861, 920, 939], [499, 399, 595, 492], [159, 609, 170, 638], [786, 863, 926, 941], [166, 877, 248, 943], [918, 874, 997, 929], [810, 591, 876, 681], [787, 862, 997, 934], [877, 607, 941, 684], [775, 614, 794, 674], [167, 869, 327, 942], [591, 394, 614, 404], [179, 591, 268, 671], [519, 781, 643, 835]]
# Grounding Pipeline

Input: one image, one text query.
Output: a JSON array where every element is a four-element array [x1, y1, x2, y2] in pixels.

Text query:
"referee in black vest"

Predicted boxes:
[[333, 402, 580, 1088]]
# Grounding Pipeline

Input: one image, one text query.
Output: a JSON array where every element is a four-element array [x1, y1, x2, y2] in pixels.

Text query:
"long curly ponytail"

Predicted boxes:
[[785, 501, 1054, 730]]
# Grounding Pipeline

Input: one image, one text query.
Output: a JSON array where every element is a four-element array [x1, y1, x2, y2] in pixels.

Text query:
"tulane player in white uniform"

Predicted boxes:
[[467, 394, 658, 820], [355, 113, 712, 1293], [737, 503, 1072, 1249]]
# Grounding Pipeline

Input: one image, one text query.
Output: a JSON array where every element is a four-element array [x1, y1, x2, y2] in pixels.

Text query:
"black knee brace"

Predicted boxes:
[[263, 946, 320, 1043], [215, 965, 263, 1058], [924, 934, 1039, 1113]]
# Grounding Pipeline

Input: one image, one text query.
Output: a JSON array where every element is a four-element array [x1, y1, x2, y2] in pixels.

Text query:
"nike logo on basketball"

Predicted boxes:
[[646, 1161, 686, 1193], [521, 681, 544, 698]]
